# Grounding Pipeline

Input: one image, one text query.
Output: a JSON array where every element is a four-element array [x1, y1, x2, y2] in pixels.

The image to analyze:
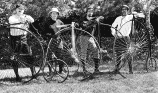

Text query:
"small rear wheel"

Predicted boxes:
[[43, 59, 69, 83], [147, 57, 157, 72], [0, 26, 44, 85]]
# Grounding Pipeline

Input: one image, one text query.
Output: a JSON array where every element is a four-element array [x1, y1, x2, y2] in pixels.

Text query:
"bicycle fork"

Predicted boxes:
[[71, 22, 80, 63]]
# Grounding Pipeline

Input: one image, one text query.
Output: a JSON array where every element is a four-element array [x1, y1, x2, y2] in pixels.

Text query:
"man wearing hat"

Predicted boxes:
[[9, 4, 34, 54], [48, 8, 64, 34], [9, 4, 34, 36], [47, 7, 65, 73], [32, 7, 65, 73], [76, 7, 104, 73], [111, 5, 145, 74], [34, 7, 64, 40], [8, 4, 34, 81]]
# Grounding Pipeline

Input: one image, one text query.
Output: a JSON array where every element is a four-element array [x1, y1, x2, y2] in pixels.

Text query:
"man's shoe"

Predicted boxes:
[[112, 69, 119, 74], [129, 71, 133, 74], [16, 77, 22, 82], [94, 69, 100, 73]]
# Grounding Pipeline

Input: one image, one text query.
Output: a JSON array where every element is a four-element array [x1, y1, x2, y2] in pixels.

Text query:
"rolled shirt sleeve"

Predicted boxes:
[[9, 14, 34, 36], [9, 16, 15, 24], [25, 15, 34, 23], [111, 17, 120, 36], [111, 15, 134, 37]]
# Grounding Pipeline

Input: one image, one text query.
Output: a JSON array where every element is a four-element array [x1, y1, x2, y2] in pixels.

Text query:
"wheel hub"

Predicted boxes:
[[128, 42, 140, 55]]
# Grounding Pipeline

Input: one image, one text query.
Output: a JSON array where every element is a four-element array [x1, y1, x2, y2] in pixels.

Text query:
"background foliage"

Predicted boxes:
[[0, 0, 158, 23], [0, 0, 158, 60]]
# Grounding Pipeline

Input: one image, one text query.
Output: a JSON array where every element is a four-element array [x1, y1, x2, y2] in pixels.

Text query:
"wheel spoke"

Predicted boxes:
[[0, 27, 44, 85], [113, 19, 150, 74]]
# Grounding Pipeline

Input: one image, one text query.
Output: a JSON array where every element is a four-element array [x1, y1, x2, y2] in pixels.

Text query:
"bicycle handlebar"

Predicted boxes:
[[2, 21, 31, 27], [56, 22, 79, 28], [56, 24, 71, 28]]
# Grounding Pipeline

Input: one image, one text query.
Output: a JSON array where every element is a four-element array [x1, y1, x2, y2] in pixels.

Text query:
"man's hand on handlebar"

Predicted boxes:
[[96, 16, 104, 22]]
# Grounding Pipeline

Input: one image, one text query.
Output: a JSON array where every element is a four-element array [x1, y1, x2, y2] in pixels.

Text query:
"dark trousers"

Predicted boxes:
[[115, 37, 132, 73], [10, 35, 29, 54]]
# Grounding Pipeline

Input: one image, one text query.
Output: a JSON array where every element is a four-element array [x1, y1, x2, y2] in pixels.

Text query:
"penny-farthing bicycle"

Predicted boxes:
[[112, 14, 151, 75], [44, 22, 100, 81], [83, 19, 120, 74], [80, 14, 154, 77], [42, 38, 69, 83], [146, 24, 157, 72], [0, 23, 44, 85], [28, 20, 70, 83]]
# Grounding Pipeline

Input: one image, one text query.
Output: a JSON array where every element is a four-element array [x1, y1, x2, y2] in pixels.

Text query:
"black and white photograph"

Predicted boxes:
[[0, 0, 158, 93]]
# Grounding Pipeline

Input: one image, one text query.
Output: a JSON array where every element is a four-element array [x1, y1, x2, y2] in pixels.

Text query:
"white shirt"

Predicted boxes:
[[89, 37, 97, 48], [9, 14, 34, 36], [111, 12, 145, 37]]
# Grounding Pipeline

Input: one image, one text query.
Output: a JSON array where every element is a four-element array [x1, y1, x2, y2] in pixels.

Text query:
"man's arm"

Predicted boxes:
[[8, 16, 19, 26], [132, 11, 145, 18], [87, 13, 95, 21], [55, 19, 65, 29], [8, 16, 15, 24], [111, 17, 120, 36], [25, 15, 34, 23]]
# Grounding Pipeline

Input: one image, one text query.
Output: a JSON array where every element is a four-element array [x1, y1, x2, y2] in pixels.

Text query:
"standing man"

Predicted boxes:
[[47, 7, 64, 73], [111, 5, 145, 74], [77, 7, 104, 73], [9, 4, 34, 53], [34, 7, 64, 41], [8, 4, 34, 81], [32, 7, 64, 73]]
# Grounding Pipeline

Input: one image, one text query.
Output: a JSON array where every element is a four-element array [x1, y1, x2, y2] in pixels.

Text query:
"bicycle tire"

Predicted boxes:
[[147, 57, 157, 72], [47, 27, 101, 81], [43, 58, 69, 83], [113, 19, 150, 74], [0, 26, 44, 85]]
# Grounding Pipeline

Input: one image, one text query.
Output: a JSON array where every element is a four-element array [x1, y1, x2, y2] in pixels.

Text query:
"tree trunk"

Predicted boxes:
[[145, 0, 152, 29], [145, 0, 155, 52]]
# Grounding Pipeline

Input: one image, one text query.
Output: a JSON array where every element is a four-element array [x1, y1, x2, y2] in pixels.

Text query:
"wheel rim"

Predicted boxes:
[[147, 57, 157, 72], [113, 19, 150, 73], [0, 26, 44, 85], [43, 59, 69, 83], [52, 27, 100, 81]]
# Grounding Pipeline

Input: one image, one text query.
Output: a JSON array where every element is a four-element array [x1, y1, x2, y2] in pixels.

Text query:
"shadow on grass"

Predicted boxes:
[[0, 73, 42, 86], [68, 69, 128, 82]]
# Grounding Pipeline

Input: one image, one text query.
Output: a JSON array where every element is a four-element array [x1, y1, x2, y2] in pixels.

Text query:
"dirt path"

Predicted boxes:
[[0, 71, 158, 93]]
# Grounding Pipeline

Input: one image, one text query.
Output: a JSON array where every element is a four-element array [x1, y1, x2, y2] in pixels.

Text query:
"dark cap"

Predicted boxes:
[[15, 4, 25, 10]]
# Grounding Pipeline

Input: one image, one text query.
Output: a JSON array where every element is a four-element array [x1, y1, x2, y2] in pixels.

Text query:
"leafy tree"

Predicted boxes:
[[0, 0, 158, 60]]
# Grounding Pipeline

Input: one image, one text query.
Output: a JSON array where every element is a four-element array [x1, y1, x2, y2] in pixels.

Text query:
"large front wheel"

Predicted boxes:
[[46, 27, 100, 81], [113, 19, 150, 74], [0, 26, 44, 84]]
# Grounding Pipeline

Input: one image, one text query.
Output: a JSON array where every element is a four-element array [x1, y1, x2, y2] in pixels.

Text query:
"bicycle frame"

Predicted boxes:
[[71, 22, 80, 63], [55, 22, 101, 63]]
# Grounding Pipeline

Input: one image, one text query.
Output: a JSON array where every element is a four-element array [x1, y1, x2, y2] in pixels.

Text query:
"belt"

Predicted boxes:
[[116, 36, 129, 39]]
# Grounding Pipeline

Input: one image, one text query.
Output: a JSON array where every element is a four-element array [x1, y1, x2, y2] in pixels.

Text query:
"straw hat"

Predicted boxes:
[[48, 8, 59, 15], [122, 5, 129, 10]]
